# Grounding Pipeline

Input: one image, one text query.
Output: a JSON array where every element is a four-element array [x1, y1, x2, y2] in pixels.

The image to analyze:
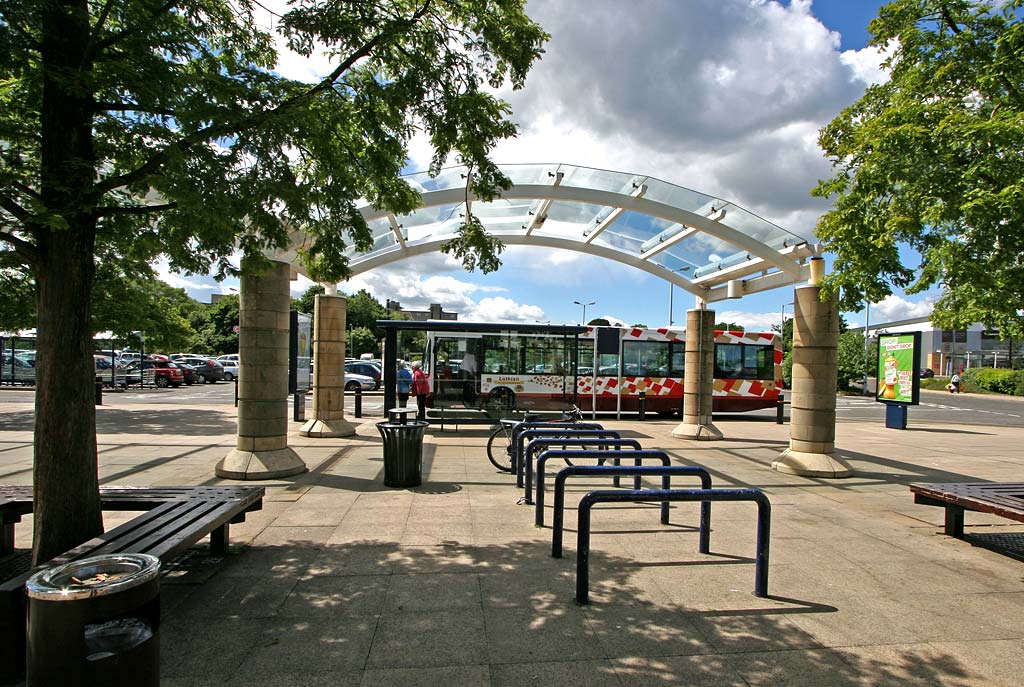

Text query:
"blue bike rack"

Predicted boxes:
[[550, 461, 713, 557], [510, 422, 604, 486], [532, 440, 643, 522], [574, 487, 771, 604], [520, 432, 626, 504]]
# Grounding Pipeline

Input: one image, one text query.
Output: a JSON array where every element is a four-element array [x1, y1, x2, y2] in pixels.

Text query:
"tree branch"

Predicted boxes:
[[85, 0, 119, 57], [95, 101, 177, 117], [10, 180, 41, 201], [0, 192, 34, 224], [96, 1, 435, 196], [96, 201, 178, 218], [89, 1, 179, 59], [0, 228, 38, 264]]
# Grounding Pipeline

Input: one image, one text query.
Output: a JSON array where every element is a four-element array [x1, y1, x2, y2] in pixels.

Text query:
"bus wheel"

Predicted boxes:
[[487, 387, 516, 411]]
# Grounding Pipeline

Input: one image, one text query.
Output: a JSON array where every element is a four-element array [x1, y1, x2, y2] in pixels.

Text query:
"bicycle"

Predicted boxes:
[[486, 405, 587, 473]]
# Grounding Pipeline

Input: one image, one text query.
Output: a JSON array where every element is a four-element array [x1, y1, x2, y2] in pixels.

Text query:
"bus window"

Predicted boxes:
[[715, 343, 774, 379], [622, 340, 673, 376], [669, 342, 685, 377], [525, 335, 566, 375], [482, 334, 522, 374]]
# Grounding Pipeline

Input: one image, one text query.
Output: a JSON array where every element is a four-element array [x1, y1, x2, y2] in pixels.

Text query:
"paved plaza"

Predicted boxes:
[[1, 393, 1023, 686]]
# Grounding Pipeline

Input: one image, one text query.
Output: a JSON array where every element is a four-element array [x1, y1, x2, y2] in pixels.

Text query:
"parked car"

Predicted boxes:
[[919, 368, 935, 378], [174, 356, 225, 383], [345, 361, 381, 389], [218, 359, 238, 382], [1, 354, 36, 385], [216, 354, 239, 364], [345, 372, 376, 392], [94, 355, 129, 387], [171, 361, 199, 385], [125, 358, 184, 388]]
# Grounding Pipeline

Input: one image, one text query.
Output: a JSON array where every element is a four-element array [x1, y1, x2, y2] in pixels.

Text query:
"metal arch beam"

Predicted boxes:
[[387, 212, 407, 249], [582, 183, 647, 245], [360, 184, 803, 278], [347, 233, 707, 297]]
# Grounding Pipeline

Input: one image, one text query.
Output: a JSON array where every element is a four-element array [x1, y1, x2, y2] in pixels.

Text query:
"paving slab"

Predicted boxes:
[[2, 396, 1024, 686]]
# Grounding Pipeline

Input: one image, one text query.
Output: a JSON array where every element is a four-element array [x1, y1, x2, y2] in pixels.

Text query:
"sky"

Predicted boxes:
[[160, 0, 940, 332]]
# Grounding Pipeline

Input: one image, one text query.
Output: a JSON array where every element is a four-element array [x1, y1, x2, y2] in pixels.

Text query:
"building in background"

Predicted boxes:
[[385, 300, 458, 322], [848, 316, 1021, 374]]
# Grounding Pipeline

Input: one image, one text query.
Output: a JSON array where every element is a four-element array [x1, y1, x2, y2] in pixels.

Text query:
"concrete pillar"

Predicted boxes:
[[217, 260, 307, 479], [300, 294, 356, 438], [672, 309, 722, 440], [773, 285, 853, 477]]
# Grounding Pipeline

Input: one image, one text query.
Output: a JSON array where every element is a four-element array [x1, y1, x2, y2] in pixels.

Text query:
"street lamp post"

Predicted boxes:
[[667, 267, 692, 327], [573, 300, 596, 326]]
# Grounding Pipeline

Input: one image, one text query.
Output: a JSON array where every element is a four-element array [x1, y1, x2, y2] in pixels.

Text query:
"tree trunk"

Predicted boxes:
[[32, 0, 103, 565]]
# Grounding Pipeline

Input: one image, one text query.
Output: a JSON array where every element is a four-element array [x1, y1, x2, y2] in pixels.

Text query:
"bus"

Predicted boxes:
[[423, 324, 782, 416]]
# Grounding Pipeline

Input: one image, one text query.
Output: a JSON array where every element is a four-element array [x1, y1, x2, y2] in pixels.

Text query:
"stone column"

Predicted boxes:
[[217, 260, 307, 479], [772, 284, 853, 477], [300, 294, 356, 438], [672, 308, 722, 440]]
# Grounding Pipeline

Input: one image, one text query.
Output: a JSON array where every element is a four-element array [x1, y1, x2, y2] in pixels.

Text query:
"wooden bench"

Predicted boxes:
[[0, 485, 264, 680], [910, 482, 1024, 538]]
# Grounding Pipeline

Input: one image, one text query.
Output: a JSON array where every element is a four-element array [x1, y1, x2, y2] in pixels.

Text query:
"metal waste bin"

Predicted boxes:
[[26, 553, 161, 687], [376, 408, 427, 487]]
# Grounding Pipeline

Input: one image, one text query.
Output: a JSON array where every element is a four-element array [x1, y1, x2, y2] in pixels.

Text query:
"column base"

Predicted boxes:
[[671, 422, 723, 441], [216, 447, 308, 480], [298, 417, 357, 438], [772, 449, 853, 478]]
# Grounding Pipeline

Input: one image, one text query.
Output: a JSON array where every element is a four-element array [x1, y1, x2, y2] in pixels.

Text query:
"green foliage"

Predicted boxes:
[[630, 323, 647, 329], [588, 318, 611, 326], [837, 331, 868, 391], [190, 295, 239, 355], [782, 351, 793, 388], [962, 367, 1024, 395], [347, 326, 379, 357], [814, 0, 1024, 338], [715, 322, 744, 331], [346, 289, 388, 337], [292, 285, 325, 316], [773, 318, 794, 354], [0, 258, 34, 331]]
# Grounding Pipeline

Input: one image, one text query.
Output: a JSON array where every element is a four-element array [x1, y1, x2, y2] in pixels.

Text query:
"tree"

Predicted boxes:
[[293, 285, 326, 317], [192, 295, 239, 355], [0, 0, 547, 563], [346, 289, 389, 337], [837, 330, 868, 391], [347, 326, 379, 358], [814, 0, 1024, 339], [715, 322, 744, 332], [588, 318, 611, 326]]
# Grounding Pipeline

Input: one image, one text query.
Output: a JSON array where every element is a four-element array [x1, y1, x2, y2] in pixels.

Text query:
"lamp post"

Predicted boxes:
[[862, 297, 870, 395], [132, 330, 145, 389], [573, 300, 595, 326]]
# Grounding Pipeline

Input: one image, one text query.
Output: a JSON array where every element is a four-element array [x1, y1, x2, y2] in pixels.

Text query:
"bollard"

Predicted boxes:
[[776, 394, 785, 424], [293, 392, 305, 422], [95, 380, 103, 406], [233, 377, 238, 408], [354, 386, 362, 418], [638, 390, 646, 421]]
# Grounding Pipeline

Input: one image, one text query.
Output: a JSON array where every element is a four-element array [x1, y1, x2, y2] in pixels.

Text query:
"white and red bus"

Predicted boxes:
[[423, 324, 782, 416]]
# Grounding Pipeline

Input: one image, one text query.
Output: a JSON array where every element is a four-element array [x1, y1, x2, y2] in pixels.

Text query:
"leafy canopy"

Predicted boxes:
[[0, 0, 548, 281], [814, 0, 1024, 338]]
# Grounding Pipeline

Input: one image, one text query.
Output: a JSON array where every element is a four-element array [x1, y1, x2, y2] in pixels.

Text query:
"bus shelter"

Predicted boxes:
[[378, 320, 587, 419]]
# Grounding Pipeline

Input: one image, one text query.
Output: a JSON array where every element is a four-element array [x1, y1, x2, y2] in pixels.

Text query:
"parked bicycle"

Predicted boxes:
[[486, 405, 589, 472]]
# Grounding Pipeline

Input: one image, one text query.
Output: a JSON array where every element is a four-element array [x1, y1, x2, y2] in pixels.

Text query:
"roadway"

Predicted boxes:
[[2, 383, 1021, 427]]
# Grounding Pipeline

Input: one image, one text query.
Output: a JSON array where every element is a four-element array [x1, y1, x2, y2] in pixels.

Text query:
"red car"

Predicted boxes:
[[126, 357, 184, 388]]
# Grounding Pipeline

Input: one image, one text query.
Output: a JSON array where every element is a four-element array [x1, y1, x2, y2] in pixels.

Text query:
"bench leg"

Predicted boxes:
[[210, 524, 230, 555], [944, 505, 965, 538], [1, 523, 13, 555]]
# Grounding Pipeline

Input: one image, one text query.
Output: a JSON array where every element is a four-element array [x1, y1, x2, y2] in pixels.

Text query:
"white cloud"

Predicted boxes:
[[870, 295, 935, 323], [713, 309, 786, 332], [464, 297, 546, 323]]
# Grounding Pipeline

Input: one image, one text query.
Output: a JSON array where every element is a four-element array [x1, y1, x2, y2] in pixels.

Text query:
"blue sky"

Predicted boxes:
[[164, 0, 938, 331]]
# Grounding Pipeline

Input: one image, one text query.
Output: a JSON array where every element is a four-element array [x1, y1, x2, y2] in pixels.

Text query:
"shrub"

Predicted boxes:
[[961, 368, 1024, 395]]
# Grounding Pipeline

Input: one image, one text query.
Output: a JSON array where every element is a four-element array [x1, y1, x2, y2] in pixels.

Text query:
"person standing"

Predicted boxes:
[[396, 360, 413, 407], [411, 360, 429, 421], [950, 369, 963, 394]]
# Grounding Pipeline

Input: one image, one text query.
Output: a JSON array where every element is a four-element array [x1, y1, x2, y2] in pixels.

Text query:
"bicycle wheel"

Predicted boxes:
[[486, 425, 514, 472]]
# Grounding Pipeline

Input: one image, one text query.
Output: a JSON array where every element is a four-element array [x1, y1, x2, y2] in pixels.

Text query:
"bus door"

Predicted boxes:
[[431, 335, 482, 408]]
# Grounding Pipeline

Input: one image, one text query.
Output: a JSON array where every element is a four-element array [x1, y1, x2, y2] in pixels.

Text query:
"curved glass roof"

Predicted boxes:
[[283, 163, 819, 303]]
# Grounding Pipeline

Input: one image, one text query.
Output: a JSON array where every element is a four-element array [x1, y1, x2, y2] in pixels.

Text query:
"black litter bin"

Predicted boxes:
[[26, 553, 161, 687], [376, 408, 428, 487]]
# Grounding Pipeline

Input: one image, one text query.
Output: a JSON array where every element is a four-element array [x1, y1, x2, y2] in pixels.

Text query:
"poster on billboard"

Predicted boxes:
[[875, 332, 921, 405], [289, 311, 312, 394]]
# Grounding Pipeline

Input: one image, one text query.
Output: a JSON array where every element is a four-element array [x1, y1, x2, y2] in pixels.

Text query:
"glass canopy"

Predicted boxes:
[[315, 163, 817, 303]]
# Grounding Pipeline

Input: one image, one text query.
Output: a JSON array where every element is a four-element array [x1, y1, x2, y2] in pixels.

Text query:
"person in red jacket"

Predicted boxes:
[[411, 360, 430, 421]]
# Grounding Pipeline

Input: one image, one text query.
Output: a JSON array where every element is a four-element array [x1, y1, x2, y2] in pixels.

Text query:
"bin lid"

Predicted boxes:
[[26, 553, 161, 600]]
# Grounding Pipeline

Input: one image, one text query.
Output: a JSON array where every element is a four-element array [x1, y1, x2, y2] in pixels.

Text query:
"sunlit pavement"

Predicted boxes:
[[1, 390, 1023, 686]]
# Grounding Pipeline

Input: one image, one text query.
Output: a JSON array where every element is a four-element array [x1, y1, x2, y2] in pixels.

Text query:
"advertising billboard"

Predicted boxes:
[[876, 332, 921, 405]]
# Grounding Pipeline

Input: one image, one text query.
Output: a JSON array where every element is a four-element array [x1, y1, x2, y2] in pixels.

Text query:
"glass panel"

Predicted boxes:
[[524, 336, 567, 375], [576, 339, 594, 375], [622, 341, 671, 376], [714, 343, 774, 380], [670, 343, 685, 377], [482, 334, 523, 374]]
